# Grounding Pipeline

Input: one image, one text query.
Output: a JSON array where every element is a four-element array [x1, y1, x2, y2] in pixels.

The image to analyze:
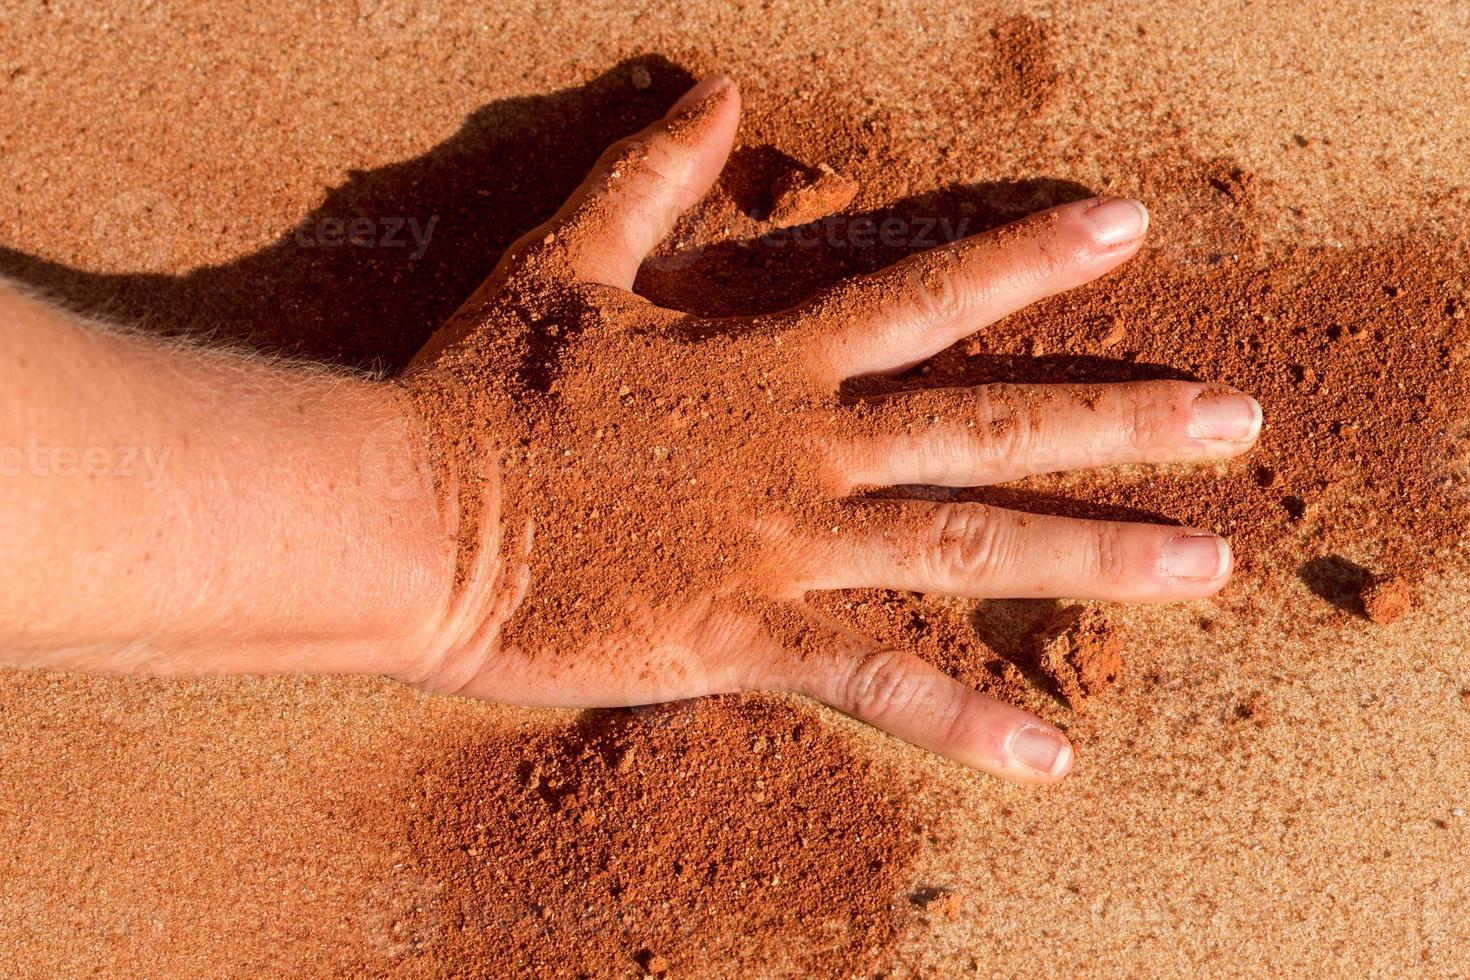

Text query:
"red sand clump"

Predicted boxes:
[[910, 886, 965, 922], [403, 697, 921, 976], [1360, 574, 1413, 625], [1030, 605, 1124, 710], [767, 162, 860, 229]]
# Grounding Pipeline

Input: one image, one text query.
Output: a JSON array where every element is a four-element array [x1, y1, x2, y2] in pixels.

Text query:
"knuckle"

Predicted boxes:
[[587, 137, 665, 209], [841, 649, 921, 721], [901, 259, 966, 325], [938, 695, 999, 756], [605, 129, 685, 189], [969, 385, 1002, 428], [1027, 235, 1075, 281], [979, 407, 1030, 466], [972, 385, 1014, 447], [404, 638, 506, 699], [600, 133, 650, 172], [1125, 387, 1171, 456], [926, 503, 1009, 581], [1091, 522, 1130, 584], [1027, 221, 1097, 282], [1011, 390, 1050, 458]]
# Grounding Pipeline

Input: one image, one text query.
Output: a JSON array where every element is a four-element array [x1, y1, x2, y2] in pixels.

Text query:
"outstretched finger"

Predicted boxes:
[[830, 381, 1262, 489], [800, 197, 1149, 383], [532, 75, 741, 289], [783, 627, 1074, 782], [794, 501, 1233, 602]]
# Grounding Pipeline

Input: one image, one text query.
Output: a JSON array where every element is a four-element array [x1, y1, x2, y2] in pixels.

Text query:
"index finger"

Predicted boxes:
[[798, 196, 1150, 384]]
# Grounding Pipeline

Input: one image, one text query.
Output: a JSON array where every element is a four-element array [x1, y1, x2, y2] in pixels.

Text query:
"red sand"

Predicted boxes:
[[2, 1, 1469, 976]]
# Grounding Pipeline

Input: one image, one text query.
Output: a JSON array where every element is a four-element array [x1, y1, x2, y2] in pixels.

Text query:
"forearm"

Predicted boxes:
[[0, 285, 454, 678]]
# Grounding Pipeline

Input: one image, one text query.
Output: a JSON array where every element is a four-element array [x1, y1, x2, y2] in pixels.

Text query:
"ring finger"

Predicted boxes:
[[795, 501, 1232, 602]]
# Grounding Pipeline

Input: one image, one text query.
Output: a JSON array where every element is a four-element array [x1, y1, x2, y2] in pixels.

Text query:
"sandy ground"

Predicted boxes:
[[2, 0, 1468, 975]]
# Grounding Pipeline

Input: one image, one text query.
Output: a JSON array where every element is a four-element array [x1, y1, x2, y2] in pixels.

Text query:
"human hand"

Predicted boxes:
[[394, 76, 1261, 783]]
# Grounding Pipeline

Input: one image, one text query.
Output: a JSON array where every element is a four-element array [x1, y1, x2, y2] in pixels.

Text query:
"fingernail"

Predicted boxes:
[[1188, 391, 1262, 441], [1009, 725, 1073, 777], [666, 75, 732, 119], [1082, 198, 1149, 247], [1160, 534, 1231, 580]]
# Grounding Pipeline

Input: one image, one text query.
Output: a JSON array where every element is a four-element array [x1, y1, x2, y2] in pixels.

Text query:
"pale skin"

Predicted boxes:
[[0, 76, 1260, 784]]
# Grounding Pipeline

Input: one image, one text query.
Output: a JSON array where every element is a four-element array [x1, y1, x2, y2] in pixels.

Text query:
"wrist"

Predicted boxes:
[[377, 356, 523, 696], [318, 376, 461, 678], [0, 284, 464, 679], [155, 359, 463, 679]]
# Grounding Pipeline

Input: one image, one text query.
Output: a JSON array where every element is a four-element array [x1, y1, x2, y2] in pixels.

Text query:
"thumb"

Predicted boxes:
[[543, 75, 740, 289]]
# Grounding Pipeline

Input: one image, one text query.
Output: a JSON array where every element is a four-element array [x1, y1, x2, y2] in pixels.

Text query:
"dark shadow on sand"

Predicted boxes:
[[0, 54, 1182, 393], [1298, 555, 1371, 614], [0, 57, 704, 370]]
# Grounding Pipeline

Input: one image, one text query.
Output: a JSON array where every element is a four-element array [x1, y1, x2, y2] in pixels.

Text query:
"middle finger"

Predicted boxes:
[[828, 381, 1262, 489]]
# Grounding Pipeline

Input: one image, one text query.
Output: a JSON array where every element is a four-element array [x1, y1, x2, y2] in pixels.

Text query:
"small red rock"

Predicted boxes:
[[1099, 321, 1127, 348], [1360, 574, 1413, 625], [768, 162, 859, 228], [1030, 605, 1124, 709]]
